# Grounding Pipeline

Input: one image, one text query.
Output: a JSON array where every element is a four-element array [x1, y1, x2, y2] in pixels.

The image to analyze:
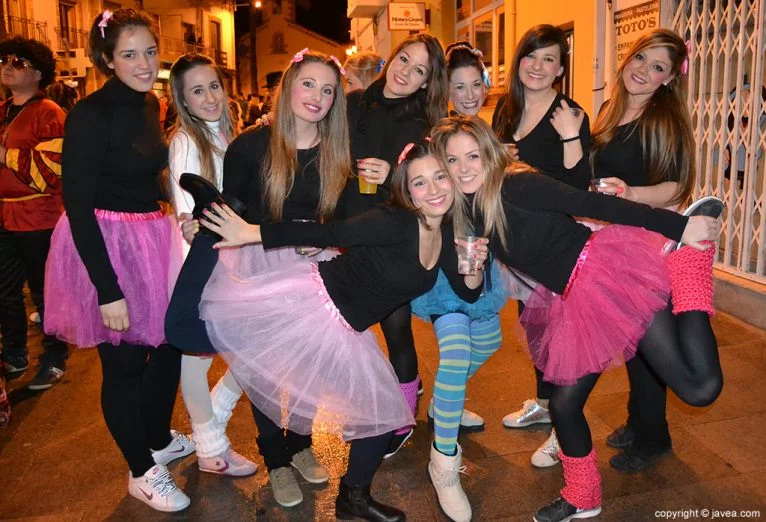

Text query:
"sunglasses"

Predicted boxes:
[[0, 55, 33, 71]]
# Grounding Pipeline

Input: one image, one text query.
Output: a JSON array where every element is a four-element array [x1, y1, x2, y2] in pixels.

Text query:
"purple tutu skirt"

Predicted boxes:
[[44, 210, 181, 348], [520, 225, 671, 386], [200, 261, 413, 440]]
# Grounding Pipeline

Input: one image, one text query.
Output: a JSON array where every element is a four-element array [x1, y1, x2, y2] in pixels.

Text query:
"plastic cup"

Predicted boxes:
[[590, 178, 616, 196], [457, 236, 485, 275], [358, 171, 378, 195], [292, 219, 315, 255]]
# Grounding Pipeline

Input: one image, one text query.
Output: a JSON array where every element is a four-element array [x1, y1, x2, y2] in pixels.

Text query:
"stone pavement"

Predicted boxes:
[[1, 305, 765, 521]]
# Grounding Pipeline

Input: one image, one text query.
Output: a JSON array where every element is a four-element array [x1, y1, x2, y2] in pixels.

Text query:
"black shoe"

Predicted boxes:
[[383, 428, 413, 460], [335, 480, 405, 522], [28, 366, 65, 391], [3, 358, 29, 381], [609, 444, 672, 472], [179, 173, 246, 238], [606, 424, 634, 448], [534, 497, 601, 522]]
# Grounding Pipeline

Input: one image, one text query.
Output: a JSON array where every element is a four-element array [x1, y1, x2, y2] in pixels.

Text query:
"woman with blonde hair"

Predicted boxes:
[[166, 48, 351, 509], [166, 52, 257, 478], [343, 51, 383, 93], [433, 114, 722, 522], [589, 29, 703, 475]]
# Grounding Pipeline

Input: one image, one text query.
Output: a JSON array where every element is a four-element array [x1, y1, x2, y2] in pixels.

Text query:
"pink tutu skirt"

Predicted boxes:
[[200, 261, 413, 440], [520, 225, 671, 386], [44, 210, 181, 348]]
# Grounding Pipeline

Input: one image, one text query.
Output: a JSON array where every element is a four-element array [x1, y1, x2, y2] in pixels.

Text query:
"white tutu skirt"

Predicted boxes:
[[199, 260, 414, 440]]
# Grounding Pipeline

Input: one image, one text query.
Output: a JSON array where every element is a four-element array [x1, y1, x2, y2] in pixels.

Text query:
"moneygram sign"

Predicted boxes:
[[389, 2, 426, 31]]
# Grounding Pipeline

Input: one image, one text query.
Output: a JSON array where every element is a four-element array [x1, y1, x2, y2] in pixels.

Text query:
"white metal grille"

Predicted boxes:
[[672, 0, 766, 282]]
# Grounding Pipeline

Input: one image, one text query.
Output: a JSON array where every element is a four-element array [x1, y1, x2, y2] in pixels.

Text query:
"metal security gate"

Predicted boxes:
[[672, 0, 766, 282]]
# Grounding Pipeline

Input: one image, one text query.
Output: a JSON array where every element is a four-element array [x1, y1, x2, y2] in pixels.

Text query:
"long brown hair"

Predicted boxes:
[[432, 115, 533, 253], [168, 53, 237, 184], [590, 29, 694, 207], [493, 25, 569, 138], [264, 50, 351, 222], [378, 33, 448, 126], [388, 140, 454, 230], [88, 8, 159, 76]]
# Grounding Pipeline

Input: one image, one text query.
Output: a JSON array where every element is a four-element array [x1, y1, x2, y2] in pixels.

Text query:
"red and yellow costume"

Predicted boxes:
[[0, 94, 65, 231]]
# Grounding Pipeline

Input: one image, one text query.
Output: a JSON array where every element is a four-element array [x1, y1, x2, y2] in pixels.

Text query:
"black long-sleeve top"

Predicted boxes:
[[475, 173, 688, 294], [492, 93, 591, 190], [260, 206, 480, 331], [221, 126, 366, 223], [593, 121, 680, 187], [346, 79, 432, 208], [62, 77, 167, 305]]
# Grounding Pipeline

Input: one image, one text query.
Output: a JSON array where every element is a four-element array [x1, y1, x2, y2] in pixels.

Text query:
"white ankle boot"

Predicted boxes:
[[428, 443, 472, 522]]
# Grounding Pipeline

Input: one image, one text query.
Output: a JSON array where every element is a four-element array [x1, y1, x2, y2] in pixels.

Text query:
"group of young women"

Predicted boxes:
[[40, 6, 724, 522]]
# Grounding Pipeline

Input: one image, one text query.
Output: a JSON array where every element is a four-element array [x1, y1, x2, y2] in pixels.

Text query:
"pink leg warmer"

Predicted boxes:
[[395, 376, 420, 435], [667, 242, 716, 316], [560, 449, 602, 510]]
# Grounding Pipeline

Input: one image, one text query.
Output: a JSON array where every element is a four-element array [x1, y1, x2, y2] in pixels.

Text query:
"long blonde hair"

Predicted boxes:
[[168, 54, 237, 184], [344, 51, 383, 91], [431, 115, 532, 253], [263, 50, 352, 222], [590, 29, 695, 207]]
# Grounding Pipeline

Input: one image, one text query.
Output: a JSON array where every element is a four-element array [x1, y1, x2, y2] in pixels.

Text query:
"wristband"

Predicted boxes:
[[561, 135, 580, 143]]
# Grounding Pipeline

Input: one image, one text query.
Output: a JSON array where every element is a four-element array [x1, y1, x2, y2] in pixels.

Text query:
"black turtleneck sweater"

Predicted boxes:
[[474, 173, 688, 294], [62, 77, 167, 305], [346, 79, 432, 208]]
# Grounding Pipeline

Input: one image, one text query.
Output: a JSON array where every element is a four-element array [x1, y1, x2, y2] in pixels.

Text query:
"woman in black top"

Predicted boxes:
[[166, 50, 353, 508], [199, 141, 484, 522], [433, 115, 722, 522], [345, 33, 449, 453], [590, 30, 700, 474], [44, 9, 191, 512], [492, 25, 591, 445]]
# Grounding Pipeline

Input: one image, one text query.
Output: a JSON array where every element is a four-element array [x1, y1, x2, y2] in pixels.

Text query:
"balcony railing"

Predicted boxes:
[[159, 35, 228, 68], [6, 16, 50, 46], [55, 26, 89, 51]]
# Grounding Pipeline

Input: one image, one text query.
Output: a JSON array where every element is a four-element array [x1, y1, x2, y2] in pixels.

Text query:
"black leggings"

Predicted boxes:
[[519, 301, 555, 401], [553, 305, 722, 458], [381, 303, 418, 383], [624, 352, 671, 454], [97, 342, 182, 477], [250, 404, 313, 471]]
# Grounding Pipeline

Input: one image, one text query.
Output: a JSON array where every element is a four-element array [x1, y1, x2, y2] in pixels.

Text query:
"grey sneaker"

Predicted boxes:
[[290, 447, 329, 484], [531, 429, 561, 468], [677, 196, 724, 250], [503, 399, 551, 428], [269, 467, 303, 507], [28, 366, 64, 391]]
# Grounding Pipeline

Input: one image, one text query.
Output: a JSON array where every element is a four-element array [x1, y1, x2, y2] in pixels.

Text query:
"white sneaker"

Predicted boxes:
[[531, 430, 560, 468], [128, 464, 190, 512], [152, 430, 195, 466], [198, 448, 258, 477], [428, 443, 472, 522], [502, 399, 551, 428], [428, 399, 485, 432]]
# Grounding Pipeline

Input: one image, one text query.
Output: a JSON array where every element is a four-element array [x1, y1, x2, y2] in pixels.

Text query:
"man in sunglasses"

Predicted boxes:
[[0, 36, 68, 393]]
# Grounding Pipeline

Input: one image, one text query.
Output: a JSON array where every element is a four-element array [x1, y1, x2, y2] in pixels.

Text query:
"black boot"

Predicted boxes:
[[335, 480, 406, 522], [179, 173, 246, 238]]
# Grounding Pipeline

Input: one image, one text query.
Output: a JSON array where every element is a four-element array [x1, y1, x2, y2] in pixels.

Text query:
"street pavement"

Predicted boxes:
[[1, 304, 765, 521]]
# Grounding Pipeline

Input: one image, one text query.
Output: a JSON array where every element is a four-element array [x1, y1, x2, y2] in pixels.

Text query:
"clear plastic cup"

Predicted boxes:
[[358, 171, 378, 194], [457, 236, 485, 275], [590, 178, 617, 196]]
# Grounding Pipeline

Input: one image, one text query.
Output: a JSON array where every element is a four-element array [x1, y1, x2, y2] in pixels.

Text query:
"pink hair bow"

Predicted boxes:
[[680, 40, 691, 75], [398, 142, 415, 166], [291, 48, 309, 64], [98, 10, 113, 38], [329, 55, 346, 75]]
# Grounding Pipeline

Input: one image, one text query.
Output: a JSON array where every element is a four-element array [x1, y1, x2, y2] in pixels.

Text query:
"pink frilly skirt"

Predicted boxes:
[[44, 210, 182, 348], [520, 225, 672, 386], [199, 260, 414, 440]]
